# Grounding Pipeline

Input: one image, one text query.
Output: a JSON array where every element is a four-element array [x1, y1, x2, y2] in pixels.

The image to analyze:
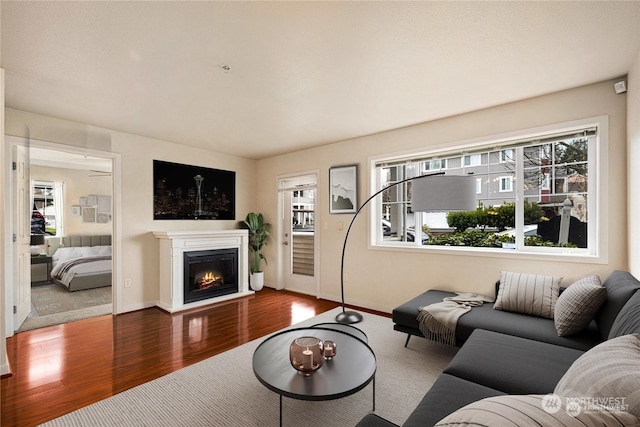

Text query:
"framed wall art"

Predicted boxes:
[[153, 160, 236, 220], [329, 165, 358, 214], [82, 207, 96, 223]]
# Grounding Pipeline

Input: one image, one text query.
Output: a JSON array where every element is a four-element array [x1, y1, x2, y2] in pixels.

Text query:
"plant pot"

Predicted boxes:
[[250, 272, 264, 291]]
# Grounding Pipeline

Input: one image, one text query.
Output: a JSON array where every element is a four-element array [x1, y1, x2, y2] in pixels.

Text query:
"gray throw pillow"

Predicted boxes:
[[555, 334, 640, 417], [554, 275, 606, 336], [494, 271, 562, 319], [435, 394, 640, 426]]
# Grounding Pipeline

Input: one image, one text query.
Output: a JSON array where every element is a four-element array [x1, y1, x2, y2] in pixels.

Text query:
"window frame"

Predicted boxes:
[[499, 176, 513, 192], [463, 154, 481, 166], [31, 179, 64, 237], [368, 116, 608, 263]]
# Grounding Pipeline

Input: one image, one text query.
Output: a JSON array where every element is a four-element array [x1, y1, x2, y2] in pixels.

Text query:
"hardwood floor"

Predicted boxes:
[[1, 288, 343, 427]]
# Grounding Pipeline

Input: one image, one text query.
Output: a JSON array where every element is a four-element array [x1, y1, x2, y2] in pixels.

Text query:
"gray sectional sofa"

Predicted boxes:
[[356, 270, 640, 426]]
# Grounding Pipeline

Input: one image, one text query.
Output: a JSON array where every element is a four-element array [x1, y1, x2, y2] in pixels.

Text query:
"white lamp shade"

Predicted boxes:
[[411, 175, 476, 212]]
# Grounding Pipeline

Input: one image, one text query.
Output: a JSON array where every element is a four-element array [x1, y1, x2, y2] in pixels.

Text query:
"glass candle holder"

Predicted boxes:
[[289, 337, 324, 376], [323, 340, 337, 359]]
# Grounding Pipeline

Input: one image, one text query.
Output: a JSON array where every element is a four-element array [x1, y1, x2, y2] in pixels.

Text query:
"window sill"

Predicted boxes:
[[370, 241, 606, 264]]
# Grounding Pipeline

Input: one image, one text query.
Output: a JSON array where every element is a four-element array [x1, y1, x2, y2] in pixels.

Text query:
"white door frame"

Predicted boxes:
[[276, 170, 320, 296], [4, 136, 122, 336]]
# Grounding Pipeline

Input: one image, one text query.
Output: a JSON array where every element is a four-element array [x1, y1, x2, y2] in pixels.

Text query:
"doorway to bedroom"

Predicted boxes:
[[6, 136, 118, 333]]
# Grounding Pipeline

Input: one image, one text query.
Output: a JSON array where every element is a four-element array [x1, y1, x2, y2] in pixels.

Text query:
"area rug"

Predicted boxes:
[[17, 284, 113, 332], [31, 284, 112, 316], [18, 304, 112, 333], [41, 308, 457, 427]]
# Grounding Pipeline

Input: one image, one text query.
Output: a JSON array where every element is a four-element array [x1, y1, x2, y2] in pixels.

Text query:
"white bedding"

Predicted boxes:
[[51, 245, 112, 287]]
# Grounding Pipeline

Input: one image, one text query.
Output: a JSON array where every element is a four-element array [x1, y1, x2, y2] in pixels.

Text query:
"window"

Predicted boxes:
[[32, 180, 63, 236], [499, 176, 513, 192], [372, 117, 604, 257], [463, 154, 481, 166], [500, 149, 514, 162], [425, 159, 447, 171]]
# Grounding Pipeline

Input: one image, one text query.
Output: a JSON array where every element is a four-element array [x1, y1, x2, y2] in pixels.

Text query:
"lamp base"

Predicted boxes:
[[335, 310, 363, 324]]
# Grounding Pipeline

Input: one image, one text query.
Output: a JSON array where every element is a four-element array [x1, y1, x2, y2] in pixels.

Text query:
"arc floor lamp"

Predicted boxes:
[[335, 172, 476, 324]]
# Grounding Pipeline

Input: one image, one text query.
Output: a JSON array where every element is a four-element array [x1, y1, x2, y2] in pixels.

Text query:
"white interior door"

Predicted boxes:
[[279, 174, 318, 296], [13, 145, 31, 330]]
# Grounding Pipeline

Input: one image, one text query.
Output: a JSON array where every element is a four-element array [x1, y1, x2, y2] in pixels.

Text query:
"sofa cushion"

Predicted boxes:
[[554, 275, 607, 336], [402, 373, 504, 427], [494, 271, 562, 319], [608, 288, 640, 339], [434, 394, 640, 426], [594, 270, 640, 339], [394, 290, 602, 351], [456, 306, 601, 351], [555, 333, 640, 417], [444, 329, 583, 394]]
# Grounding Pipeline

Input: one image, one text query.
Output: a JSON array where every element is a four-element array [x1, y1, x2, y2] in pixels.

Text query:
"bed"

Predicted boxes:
[[50, 235, 112, 292]]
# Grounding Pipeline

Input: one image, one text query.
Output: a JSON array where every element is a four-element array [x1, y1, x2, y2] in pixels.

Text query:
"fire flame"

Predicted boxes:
[[198, 272, 223, 289]]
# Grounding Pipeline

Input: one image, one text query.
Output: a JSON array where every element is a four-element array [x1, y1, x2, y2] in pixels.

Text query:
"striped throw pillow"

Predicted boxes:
[[555, 333, 640, 417], [554, 275, 606, 336], [494, 271, 562, 319], [435, 394, 640, 426]]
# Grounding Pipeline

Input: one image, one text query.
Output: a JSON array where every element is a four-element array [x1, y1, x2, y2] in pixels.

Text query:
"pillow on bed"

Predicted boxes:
[[52, 247, 85, 262], [53, 245, 112, 262], [84, 245, 112, 257], [494, 271, 562, 319]]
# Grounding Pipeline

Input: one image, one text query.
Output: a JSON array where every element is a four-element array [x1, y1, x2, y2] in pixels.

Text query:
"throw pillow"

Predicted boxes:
[[494, 271, 562, 319], [554, 275, 606, 336], [554, 333, 640, 417], [434, 394, 640, 426]]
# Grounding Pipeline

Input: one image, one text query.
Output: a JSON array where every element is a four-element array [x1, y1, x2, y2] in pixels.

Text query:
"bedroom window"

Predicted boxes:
[[371, 117, 605, 258], [32, 180, 63, 236]]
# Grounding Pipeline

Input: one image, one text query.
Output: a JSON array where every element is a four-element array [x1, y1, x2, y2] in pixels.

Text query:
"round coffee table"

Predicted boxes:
[[252, 326, 376, 426]]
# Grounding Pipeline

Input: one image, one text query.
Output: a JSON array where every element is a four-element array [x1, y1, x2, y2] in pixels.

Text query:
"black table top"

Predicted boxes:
[[252, 326, 376, 401]]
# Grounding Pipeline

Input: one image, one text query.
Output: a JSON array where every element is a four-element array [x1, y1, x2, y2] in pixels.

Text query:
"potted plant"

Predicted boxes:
[[244, 212, 271, 291]]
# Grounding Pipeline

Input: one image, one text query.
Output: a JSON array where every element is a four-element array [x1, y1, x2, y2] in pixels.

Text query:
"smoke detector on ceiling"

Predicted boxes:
[[614, 80, 627, 94]]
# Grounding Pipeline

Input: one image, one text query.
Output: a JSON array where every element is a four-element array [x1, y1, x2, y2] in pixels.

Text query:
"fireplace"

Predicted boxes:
[[153, 230, 251, 313], [183, 249, 238, 304]]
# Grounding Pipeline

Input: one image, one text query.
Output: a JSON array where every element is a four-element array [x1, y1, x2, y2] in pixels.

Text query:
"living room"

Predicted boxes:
[[1, 1, 640, 425]]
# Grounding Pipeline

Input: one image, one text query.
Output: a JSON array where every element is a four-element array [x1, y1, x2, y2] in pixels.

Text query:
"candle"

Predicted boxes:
[[302, 348, 313, 370]]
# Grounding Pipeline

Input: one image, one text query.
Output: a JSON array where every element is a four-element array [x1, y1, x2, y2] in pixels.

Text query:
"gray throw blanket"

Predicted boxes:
[[417, 293, 495, 346]]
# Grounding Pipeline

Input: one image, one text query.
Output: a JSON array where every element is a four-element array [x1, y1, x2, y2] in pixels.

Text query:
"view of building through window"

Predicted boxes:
[[375, 125, 597, 254]]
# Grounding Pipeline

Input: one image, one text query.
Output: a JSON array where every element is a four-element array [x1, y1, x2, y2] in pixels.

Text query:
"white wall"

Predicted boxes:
[[628, 49, 640, 277], [5, 108, 257, 313], [257, 79, 629, 313], [31, 165, 113, 236]]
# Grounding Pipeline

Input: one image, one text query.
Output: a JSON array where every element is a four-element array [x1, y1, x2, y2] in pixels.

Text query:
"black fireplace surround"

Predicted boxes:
[[183, 248, 238, 304]]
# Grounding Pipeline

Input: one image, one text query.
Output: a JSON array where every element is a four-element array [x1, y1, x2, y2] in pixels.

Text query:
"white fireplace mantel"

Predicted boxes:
[[153, 230, 252, 312]]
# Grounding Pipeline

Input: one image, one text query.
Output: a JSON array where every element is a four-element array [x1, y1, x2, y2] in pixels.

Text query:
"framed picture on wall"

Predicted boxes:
[[70, 205, 81, 217], [153, 160, 236, 220], [329, 165, 358, 214], [82, 207, 96, 223]]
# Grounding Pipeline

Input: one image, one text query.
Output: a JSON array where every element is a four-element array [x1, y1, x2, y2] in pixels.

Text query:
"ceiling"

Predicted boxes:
[[2, 1, 639, 160]]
